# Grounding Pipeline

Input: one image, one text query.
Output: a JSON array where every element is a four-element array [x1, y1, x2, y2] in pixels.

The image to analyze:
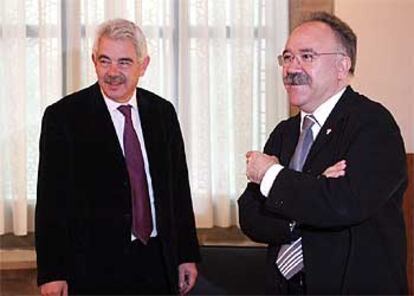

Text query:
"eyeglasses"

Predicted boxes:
[[277, 51, 346, 66]]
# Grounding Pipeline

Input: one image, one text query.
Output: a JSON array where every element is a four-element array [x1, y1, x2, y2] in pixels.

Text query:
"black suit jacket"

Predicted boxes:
[[35, 83, 200, 292], [238, 86, 408, 294]]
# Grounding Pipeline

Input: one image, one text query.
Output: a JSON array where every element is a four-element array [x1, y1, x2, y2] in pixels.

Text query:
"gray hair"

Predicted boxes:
[[93, 18, 148, 62], [301, 12, 357, 75]]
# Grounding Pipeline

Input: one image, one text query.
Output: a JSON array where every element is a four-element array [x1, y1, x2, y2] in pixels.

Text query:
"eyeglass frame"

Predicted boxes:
[[277, 50, 347, 67]]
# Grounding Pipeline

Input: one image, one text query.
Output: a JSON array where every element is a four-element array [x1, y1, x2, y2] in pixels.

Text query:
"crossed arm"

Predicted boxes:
[[245, 151, 346, 184], [238, 151, 348, 245]]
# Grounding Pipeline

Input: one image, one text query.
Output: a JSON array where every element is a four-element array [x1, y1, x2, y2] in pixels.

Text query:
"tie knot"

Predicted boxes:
[[302, 115, 316, 131], [118, 105, 132, 118]]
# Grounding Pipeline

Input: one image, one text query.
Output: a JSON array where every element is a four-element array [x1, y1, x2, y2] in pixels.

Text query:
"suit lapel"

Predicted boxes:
[[137, 89, 157, 162], [279, 115, 301, 167], [136, 89, 163, 183], [136, 89, 168, 223], [90, 83, 127, 172], [304, 87, 353, 167]]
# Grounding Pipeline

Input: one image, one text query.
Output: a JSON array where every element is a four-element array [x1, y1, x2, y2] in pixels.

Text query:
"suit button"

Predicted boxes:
[[276, 200, 284, 207], [123, 180, 128, 187]]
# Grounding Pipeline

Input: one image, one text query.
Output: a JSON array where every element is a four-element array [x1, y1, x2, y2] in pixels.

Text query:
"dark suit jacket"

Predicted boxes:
[[238, 86, 408, 294], [35, 83, 200, 292]]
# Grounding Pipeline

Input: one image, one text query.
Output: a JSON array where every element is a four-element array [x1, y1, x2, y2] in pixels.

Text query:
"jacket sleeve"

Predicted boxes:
[[238, 123, 292, 245], [265, 105, 407, 229], [35, 105, 70, 286]]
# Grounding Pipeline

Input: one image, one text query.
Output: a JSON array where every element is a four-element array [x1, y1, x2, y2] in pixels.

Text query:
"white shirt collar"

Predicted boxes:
[[101, 88, 138, 112], [300, 87, 347, 129]]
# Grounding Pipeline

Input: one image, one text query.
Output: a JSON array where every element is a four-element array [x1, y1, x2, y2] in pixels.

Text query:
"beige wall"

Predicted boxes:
[[335, 0, 414, 153]]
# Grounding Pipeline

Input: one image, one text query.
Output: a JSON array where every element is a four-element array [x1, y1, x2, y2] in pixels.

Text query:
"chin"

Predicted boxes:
[[287, 89, 308, 108], [103, 88, 126, 102]]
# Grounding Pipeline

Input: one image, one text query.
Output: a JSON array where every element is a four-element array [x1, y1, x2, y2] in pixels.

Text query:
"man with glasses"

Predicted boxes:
[[239, 12, 408, 294]]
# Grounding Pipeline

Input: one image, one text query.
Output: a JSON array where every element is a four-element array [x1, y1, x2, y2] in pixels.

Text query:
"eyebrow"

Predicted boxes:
[[282, 48, 316, 54], [97, 55, 134, 63], [298, 48, 316, 53], [118, 57, 134, 63], [97, 54, 111, 60]]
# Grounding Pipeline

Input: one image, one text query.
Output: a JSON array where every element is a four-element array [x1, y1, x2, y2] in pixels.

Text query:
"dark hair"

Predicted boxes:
[[301, 12, 357, 75]]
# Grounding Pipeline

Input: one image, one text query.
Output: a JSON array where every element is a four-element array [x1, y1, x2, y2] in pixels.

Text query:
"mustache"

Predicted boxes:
[[104, 74, 126, 85], [283, 72, 311, 85]]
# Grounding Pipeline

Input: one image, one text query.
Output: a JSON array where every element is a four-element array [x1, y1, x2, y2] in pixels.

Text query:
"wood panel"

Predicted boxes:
[[288, 0, 334, 32], [404, 153, 414, 295]]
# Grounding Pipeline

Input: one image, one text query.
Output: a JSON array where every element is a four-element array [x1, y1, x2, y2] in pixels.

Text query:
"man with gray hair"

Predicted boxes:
[[35, 18, 200, 295], [239, 11, 407, 294]]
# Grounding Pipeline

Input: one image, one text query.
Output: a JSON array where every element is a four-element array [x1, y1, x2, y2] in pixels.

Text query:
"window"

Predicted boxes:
[[0, 0, 288, 233]]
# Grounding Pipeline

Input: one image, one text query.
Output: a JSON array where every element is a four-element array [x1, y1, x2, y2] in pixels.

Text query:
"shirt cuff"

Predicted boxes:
[[260, 164, 284, 197]]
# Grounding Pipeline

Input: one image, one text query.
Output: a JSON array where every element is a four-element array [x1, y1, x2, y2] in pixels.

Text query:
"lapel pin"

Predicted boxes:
[[326, 129, 332, 135]]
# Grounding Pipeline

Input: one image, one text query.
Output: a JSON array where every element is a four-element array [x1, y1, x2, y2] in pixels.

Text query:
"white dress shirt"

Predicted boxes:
[[102, 89, 158, 238], [260, 87, 347, 197]]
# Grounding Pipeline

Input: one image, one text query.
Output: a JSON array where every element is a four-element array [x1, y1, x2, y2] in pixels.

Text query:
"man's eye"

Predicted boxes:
[[119, 60, 132, 66], [283, 54, 293, 62], [99, 59, 111, 66], [301, 53, 314, 62]]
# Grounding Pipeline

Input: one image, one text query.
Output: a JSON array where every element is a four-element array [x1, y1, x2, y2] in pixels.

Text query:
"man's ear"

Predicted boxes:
[[92, 53, 97, 66], [139, 56, 150, 76], [336, 55, 352, 79]]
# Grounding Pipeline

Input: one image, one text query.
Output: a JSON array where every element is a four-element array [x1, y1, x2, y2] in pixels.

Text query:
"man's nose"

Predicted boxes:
[[107, 63, 119, 75]]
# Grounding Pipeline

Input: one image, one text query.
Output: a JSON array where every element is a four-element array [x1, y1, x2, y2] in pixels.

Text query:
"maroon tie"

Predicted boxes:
[[118, 105, 153, 244]]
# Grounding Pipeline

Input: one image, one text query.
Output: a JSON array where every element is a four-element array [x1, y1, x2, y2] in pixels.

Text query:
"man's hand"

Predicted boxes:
[[40, 280, 68, 296], [178, 262, 198, 295], [246, 151, 279, 184], [323, 160, 346, 178]]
